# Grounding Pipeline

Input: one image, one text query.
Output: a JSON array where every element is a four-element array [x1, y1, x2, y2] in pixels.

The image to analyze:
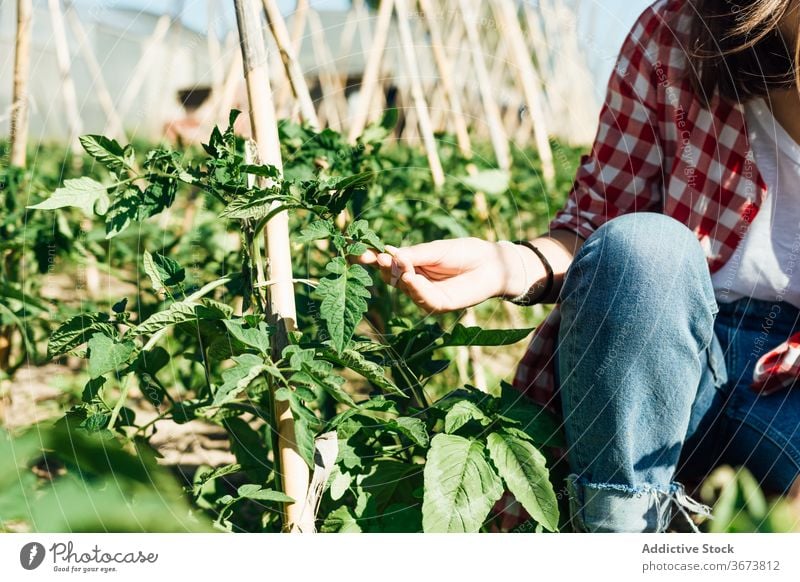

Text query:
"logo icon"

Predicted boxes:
[[20, 542, 46, 570]]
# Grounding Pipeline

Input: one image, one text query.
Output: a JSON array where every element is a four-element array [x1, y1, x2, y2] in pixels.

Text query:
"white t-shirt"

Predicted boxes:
[[711, 97, 800, 307]]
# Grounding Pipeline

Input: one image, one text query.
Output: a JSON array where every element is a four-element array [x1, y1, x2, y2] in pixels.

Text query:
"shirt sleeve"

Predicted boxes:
[[549, 5, 666, 239]]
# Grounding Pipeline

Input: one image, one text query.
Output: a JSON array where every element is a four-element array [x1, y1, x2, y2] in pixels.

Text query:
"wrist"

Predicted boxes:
[[494, 240, 546, 299]]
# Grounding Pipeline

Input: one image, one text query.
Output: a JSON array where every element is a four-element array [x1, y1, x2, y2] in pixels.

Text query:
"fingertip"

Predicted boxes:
[[354, 249, 378, 264], [376, 253, 393, 268]]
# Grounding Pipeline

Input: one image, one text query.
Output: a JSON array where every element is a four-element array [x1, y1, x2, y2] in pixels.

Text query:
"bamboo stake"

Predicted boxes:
[[336, 1, 360, 82], [456, 0, 510, 170], [274, 0, 309, 119], [395, 0, 444, 187], [347, 0, 394, 143], [307, 9, 349, 130], [9, 0, 32, 168], [233, 0, 312, 534], [261, 0, 320, 129], [2, 0, 32, 373], [48, 0, 83, 155], [117, 14, 172, 120], [494, 0, 555, 187], [211, 48, 243, 126], [65, 2, 126, 141], [418, 0, 470, 153]]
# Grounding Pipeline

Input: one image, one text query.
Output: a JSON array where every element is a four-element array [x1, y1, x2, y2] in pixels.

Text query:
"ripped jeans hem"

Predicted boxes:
[[566, 474, 712, 533]]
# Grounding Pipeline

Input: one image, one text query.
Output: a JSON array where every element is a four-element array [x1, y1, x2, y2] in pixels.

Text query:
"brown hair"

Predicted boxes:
[[688, 0, 800, 103]]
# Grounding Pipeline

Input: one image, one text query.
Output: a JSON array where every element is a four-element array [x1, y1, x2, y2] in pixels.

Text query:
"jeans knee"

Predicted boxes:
[[561, 213, 716, 318]]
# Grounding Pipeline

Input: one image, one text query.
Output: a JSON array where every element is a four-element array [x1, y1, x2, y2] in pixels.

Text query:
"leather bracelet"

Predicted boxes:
[[507, 240, 554, 306]]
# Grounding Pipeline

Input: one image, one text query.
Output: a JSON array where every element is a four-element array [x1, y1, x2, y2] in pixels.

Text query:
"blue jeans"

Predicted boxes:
[[556, 212, 800, 532]]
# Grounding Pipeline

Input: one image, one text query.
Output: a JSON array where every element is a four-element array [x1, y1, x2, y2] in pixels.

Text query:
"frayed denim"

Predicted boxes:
[[555, 212, 800, 532]]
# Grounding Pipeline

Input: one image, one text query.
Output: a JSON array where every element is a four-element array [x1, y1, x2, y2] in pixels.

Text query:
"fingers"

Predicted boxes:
[[387, 240, 450, 268], [351, 248, 379, 265]]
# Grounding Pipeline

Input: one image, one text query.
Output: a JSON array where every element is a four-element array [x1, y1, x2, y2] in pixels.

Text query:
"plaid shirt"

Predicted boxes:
[[494, 0, 799, 529]]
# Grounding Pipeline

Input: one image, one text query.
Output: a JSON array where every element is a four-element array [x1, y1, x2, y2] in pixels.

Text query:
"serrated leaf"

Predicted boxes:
[[79, 135, 129, 174], [133, 301, 226, 335], [283, 345, 356, 407], [422, 434, 503, 533], [297, 219, 335, 243], [390, 417, 429, 447], [316, 258, 372, 353], [212, 354, 275, 407], [105, 187, 140, 238], [444, 400, 490, 434], [48, 313, 116, 358], [486, 431, 559, 532], [87, 333, 136, 379], [321, 346, 406, 397], [347, 219, 385, 252], [142, 250, 185, 292], [220, 187, 286, 220], [28, 177, 108, 216], [222, 319, 271, 355]]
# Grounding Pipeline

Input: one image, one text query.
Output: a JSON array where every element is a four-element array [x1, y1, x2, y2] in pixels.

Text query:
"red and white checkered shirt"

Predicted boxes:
[[494, 0, 799, 529], [509, 0, 800, 408]]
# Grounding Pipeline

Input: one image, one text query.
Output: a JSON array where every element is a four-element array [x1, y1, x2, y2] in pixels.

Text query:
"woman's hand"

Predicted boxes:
[[354, 237, 543, 313]]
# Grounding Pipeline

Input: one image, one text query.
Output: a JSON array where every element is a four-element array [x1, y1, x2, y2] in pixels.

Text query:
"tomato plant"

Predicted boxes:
[[12, 111, 565, 533]]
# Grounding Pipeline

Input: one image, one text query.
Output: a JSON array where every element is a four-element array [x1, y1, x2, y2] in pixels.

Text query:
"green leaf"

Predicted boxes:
[[142, 250, 185, 292], [220, 187, 286, 220], [297, 219, 335, 244], [321, 506, 362, 533], [321, 345, 406, 397], [212, 354, 276, 407], [422, 434, 503, 533], [79, 135, 129, 174], [87, 333, 136, 379], [236, 484, 293, 503], [486, 431, 559, 532], [222, 418, 271, 484], [346, 219, 385, 253], [28, 177, 108, 216], [444, 400, 490, 434], [294, 417, 316, 468], [81, 376, 106, 403], [389, 417, 429, 447], [49, 313, 116, 358], [360, 108, 398, 143], [105, 186, 139, 238], [240, 164, 280, 180], [328, 467, 353, 501], [283, 345, 356, 407], [498, 381, 565, 448], [316, 258, 372, 353], [441, 324, 536, 347], [460, 170, 510, 195], [222, 319, 271, 356], [133, 301, 227, 335]]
